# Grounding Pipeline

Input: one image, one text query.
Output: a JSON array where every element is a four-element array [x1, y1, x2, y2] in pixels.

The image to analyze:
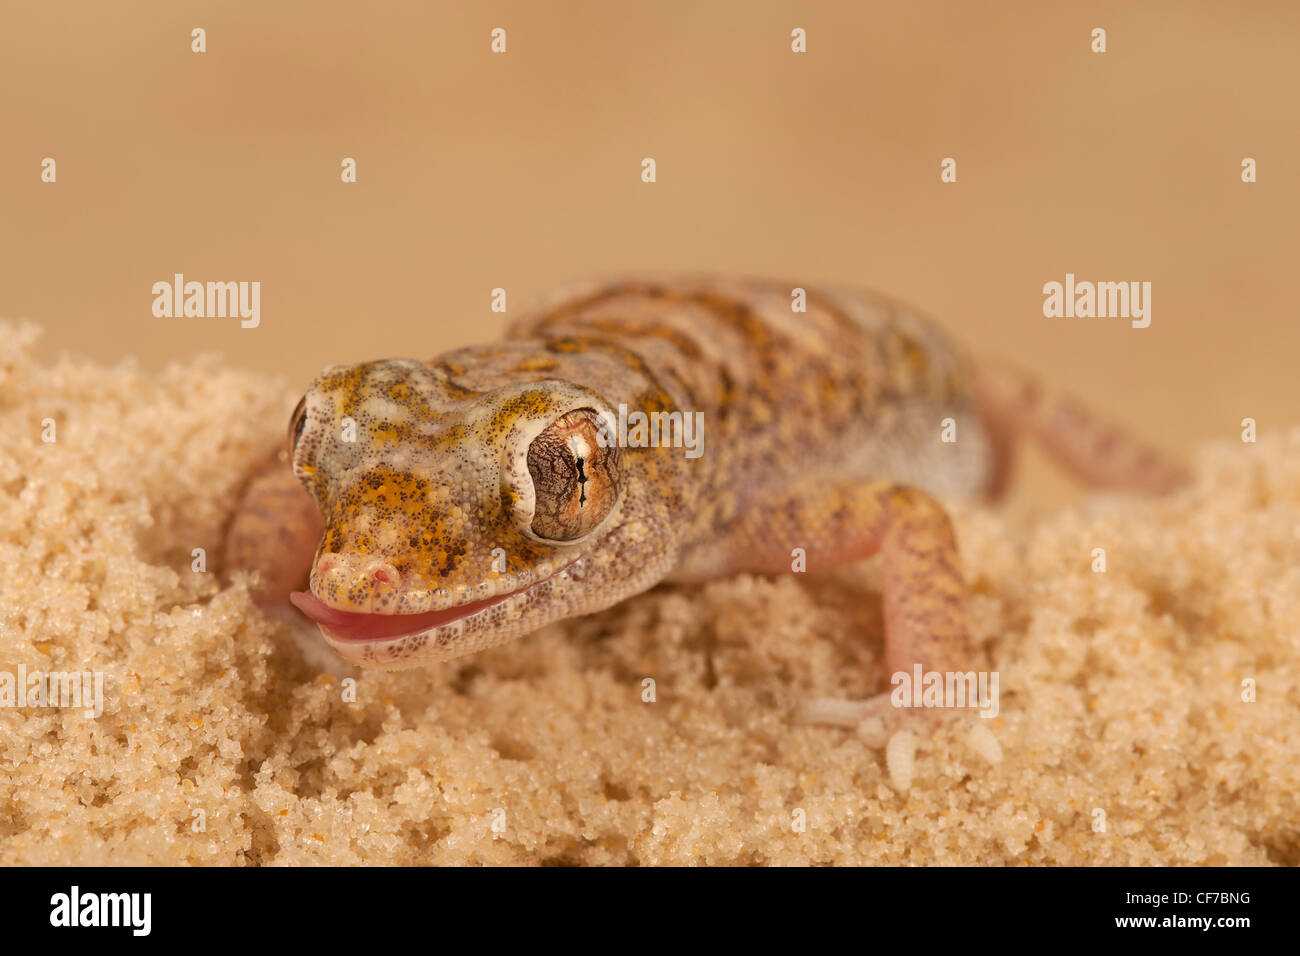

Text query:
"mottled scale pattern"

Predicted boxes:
[[509, 277, 992, 554], [287, 277, 994, 668]]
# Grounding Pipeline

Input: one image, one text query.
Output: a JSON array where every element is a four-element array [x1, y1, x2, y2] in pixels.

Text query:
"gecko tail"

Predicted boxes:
[[971, 358, 1190, 498]]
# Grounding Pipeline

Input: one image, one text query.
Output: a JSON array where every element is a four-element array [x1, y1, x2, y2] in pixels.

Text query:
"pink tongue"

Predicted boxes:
[[289, 589, 509, 642]]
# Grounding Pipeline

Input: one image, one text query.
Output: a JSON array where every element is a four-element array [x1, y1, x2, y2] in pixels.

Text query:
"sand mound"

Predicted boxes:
[[2, 322, 1297, 865]]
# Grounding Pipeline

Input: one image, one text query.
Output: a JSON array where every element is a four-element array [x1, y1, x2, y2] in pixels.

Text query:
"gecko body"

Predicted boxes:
[[226, 277, 1185, 706]]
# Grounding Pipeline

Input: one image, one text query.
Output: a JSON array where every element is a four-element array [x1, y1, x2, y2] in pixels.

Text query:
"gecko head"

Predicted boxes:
[[284, 357, 636, 668]]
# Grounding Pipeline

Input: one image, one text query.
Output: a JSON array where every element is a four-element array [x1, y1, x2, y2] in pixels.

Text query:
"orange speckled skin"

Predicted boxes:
[[289, 277, 995, 668]]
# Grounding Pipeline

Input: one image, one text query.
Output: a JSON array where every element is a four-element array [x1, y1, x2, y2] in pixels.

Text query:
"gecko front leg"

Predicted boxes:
[[676, 477, 1000, 789], [223, 454, 324, 604]]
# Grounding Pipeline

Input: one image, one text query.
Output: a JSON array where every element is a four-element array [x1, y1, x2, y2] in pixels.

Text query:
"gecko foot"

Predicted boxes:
[[798, 694, 1002, 791]]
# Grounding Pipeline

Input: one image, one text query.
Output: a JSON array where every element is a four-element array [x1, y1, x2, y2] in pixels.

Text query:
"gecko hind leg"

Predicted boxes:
[[681, 478, 1001, 790]]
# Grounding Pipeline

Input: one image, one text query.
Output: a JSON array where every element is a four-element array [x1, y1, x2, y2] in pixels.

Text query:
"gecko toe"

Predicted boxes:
[[884, 728, 920, 791], [802, 693, 1003, 792]]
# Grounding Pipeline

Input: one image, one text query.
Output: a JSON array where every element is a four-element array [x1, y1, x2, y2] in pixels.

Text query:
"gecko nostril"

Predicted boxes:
[[370, 564, 401, 588], [316, 556, 336, 575]]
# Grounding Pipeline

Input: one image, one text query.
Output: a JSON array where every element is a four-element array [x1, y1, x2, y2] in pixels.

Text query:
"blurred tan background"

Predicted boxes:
[[2, 0, 1297, 504]]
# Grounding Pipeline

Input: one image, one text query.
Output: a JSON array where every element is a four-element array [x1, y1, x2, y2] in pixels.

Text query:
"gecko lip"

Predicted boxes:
[[289, 556, 584, 644], [289, 590, 512, 642]]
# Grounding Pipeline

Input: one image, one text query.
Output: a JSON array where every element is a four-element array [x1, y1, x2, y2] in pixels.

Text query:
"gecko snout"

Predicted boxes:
[[311, 552, 405, 613]]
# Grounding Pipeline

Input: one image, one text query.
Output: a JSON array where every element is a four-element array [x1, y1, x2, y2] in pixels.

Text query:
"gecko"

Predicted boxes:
[[223, 276, 1187, 786]]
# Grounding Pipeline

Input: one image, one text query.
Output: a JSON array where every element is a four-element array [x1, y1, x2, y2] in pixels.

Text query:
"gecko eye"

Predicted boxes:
[[520, 408, 622, 542], [288, 396, 308, 454]]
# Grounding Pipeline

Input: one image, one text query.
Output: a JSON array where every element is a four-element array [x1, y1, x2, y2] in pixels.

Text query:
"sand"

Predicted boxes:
[[1, 320, 1297, 866]]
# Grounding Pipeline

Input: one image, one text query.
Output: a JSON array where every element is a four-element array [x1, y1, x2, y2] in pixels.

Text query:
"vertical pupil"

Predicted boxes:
[[574, 456, 587, 505]]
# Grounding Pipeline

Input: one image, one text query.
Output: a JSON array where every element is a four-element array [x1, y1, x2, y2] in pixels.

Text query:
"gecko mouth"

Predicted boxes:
[[289, 590, 512, 642]]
